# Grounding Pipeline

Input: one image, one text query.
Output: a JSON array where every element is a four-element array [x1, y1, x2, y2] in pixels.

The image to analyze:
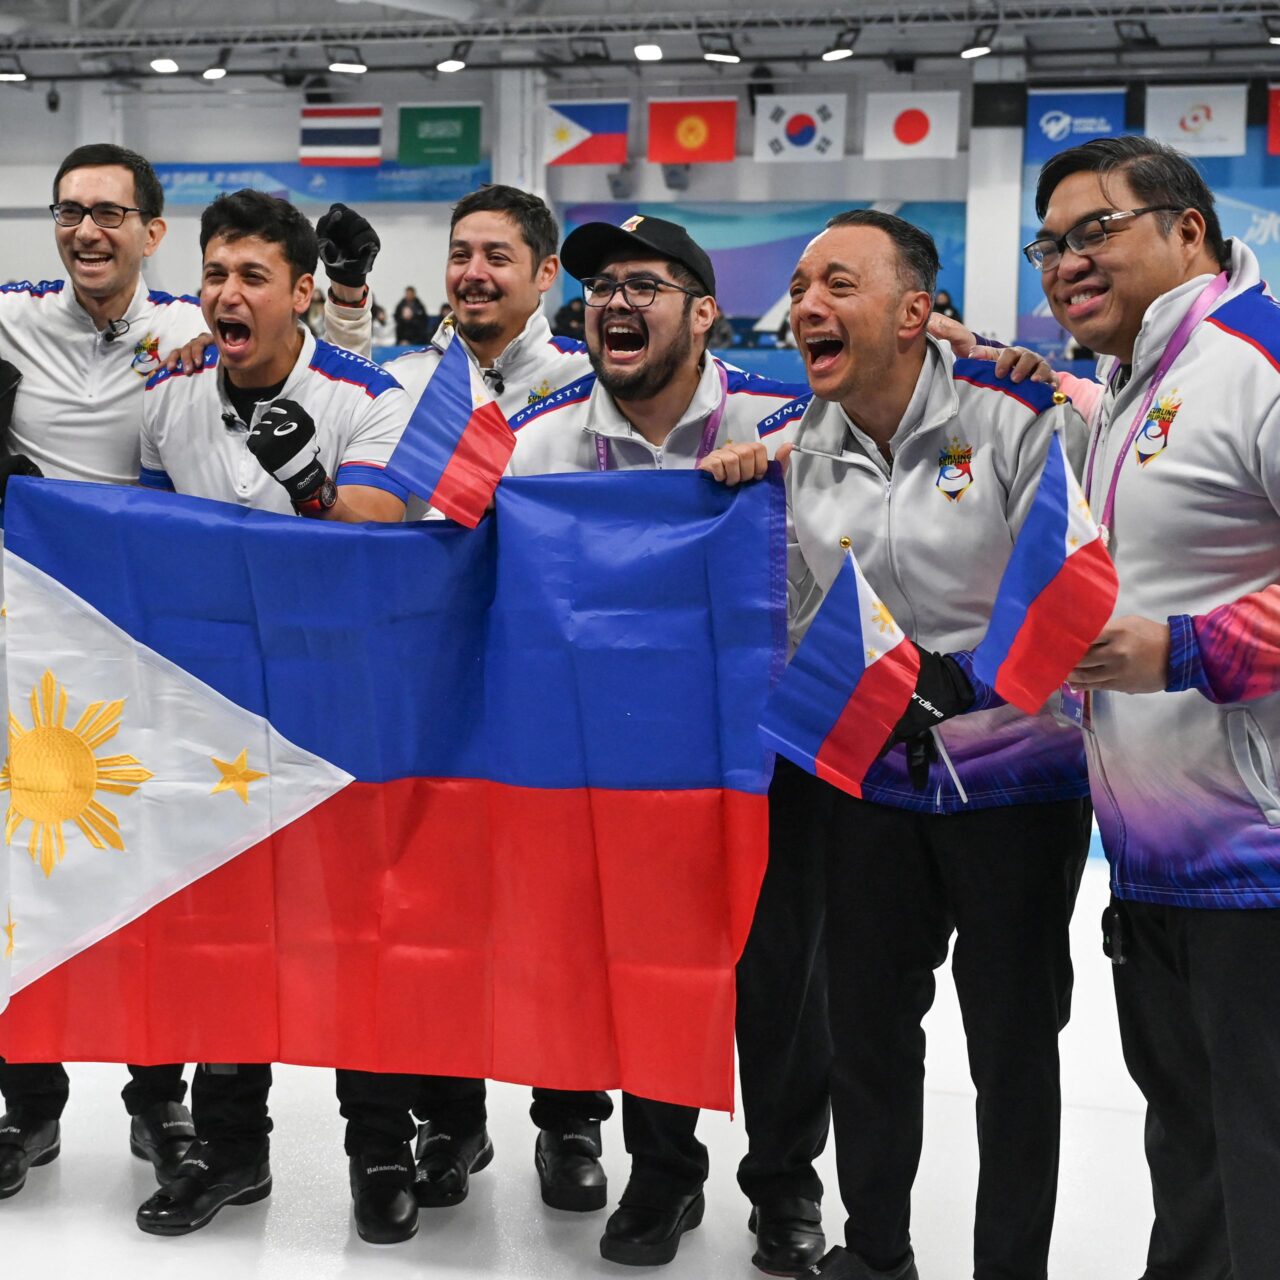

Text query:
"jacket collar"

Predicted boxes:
[[585, 354, 723, 446]]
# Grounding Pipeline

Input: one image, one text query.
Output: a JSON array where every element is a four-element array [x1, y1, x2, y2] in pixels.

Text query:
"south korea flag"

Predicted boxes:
[[753, 94, 847, 163]]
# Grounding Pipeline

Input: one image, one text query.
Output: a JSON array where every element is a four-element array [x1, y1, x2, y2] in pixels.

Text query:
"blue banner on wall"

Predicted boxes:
[[1018, 89, 1127, 351], [155, 160, 492, 206]]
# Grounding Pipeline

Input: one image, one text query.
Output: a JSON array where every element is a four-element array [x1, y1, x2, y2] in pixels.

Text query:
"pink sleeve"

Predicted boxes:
[[1057, 371, 1102, 421], [1177, 585, 1280, 703]]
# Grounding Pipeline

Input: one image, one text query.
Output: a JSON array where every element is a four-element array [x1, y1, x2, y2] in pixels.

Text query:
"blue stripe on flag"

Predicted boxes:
[[553, 101, 630, 135], [301, 127, 381, 147]]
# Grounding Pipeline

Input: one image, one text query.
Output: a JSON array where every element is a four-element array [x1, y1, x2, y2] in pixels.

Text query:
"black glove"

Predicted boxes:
[[0, 357, 21, 432], [889, 649, 975, 746], [316, 202, 380, 288], [0, 453, 42, 505], [246, 399, 328, 504]]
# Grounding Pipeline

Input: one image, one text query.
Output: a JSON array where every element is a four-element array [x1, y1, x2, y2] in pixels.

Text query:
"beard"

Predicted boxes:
[[589, 310, 695, 403], [455, 315, 504, 347]]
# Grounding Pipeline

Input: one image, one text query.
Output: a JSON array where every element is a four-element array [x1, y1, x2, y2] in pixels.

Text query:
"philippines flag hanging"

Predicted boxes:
[[383, 334, 515, 527], [546, 100, 630, 166], [299, 104, 383, 167], [0, 472, 784, 1111], [971, 429, 1119, 713], [761, 551, 920, 797]]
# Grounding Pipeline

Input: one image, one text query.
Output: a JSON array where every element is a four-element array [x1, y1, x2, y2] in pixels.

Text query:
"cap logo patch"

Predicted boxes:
[[620, 215, 645, 232]]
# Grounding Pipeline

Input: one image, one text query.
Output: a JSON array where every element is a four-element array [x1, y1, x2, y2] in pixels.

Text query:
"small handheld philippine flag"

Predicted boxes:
[[384, 336, 515, 527], [971, 424, 1119, 713], [760, 551, 920, 797]]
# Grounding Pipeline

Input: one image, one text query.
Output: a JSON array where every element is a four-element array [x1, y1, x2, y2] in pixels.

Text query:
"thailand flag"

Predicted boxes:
[[546, 100, 630, 166], [0, 473, 783, 1111], [384, 335, 515, 527], [761, 551, 920, 797], [299, 104, 383, 167], [972, 430, 1118, 713]]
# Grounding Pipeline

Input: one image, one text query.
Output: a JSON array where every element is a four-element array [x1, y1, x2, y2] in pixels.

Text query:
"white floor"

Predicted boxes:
[[2, 858, 1153, 1280]]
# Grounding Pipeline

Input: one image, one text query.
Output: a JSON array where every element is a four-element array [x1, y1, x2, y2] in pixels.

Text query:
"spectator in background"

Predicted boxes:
[[426, 301, 452, 342], [933, 289, 962, 321], [707, 305, 734, 351], [394, 286, 430, 345], [552, 295, 586, 342]]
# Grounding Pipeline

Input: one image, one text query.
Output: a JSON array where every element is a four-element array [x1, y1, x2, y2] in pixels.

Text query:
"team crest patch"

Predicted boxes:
[[936, 436, 974, 502], [131, 334, 160, 377], [1134, 392, 1181, 466], [527, 380, 553, 405], [620, 215, 645, 232]]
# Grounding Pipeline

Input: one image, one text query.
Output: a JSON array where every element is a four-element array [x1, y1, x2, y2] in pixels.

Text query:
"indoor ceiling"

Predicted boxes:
[[0, 0, 1275, 87]]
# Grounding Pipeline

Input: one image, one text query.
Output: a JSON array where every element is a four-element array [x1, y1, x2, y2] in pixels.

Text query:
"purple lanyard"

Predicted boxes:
[[594, 360, 730, 472], [1084, 272, 1229, 544]]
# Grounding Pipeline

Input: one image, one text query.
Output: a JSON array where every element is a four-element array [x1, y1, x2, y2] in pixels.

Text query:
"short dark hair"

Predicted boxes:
[[825, 208, 940, 296], [54, 143, 164, 219], [1034, 135, 1228, 268], [199, 189, 319, 280], [451, 184, 559, 266]]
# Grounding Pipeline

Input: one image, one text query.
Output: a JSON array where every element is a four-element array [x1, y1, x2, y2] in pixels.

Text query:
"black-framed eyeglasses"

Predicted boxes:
[[581, 276, 704, 308], [49, 201, 150, 229], [1022, 206, 1183, 272]]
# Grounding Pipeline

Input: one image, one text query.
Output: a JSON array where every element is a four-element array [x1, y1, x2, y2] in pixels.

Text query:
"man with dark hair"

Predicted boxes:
[[773, 210, 1092, 1280], [1031, 135, 1280, 1280], [0, 140, 207, 1204], [132, 188, 414, 1240]]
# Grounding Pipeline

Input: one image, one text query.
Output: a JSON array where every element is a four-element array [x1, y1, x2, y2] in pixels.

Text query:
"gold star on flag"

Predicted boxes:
[[210, 749, 268, 805], [3, 904, 14, 958], [866, 648, 879, 662], [1069, 535, 1080, 548]]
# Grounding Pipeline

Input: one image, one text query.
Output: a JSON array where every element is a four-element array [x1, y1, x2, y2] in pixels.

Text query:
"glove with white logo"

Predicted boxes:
[[247, 399, 330, 507], [889, 649, 976, 746], [316, 203, 381, 289], [0, 357, 21, 432]]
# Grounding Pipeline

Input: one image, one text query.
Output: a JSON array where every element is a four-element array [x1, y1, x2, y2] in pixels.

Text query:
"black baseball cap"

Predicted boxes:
[[560, 214, 716, 297]]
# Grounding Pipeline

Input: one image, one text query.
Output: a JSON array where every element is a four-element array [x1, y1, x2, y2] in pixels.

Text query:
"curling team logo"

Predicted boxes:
[[527, 380, 553, 405], [936, 435, 974, 501], [1134, 392, 1181, 465], [130, 334, 160, 377]]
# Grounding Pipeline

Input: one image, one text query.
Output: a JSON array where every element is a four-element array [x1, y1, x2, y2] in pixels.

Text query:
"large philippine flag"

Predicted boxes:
[[546, 100, 630, 166], [760, 551, 920, 797], [0, 471, 784, 1111], [383, 333, 515, 527], [972, 430, 1119, 713]]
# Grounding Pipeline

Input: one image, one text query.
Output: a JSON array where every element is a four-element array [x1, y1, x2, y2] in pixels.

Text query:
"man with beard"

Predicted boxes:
[[505, 215, 821, 1272]]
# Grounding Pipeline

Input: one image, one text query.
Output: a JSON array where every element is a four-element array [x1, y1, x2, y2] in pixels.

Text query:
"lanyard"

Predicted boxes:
[[1084, 271, 1229, 545], [594, 360, 730, 472]]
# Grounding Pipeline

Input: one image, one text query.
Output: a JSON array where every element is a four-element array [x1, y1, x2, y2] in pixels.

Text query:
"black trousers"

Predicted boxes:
[[189, 1064, 272, 1160], [825, 793, 1089, 1279], [1111, 898, 1280, 1280], [0, 1059, 187, 1121], [621, 756, 834, 1204]]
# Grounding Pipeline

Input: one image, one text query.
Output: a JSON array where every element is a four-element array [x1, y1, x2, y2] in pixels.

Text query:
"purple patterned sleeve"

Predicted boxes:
[[1166, 586, 1280, 704], [950, 648, 1006, 713]]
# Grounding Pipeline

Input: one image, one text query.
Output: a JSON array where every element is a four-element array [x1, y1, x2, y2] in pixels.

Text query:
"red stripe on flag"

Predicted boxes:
[[814, 642, 920, 795], [551, 133, 630, 166], [994, 539, 1117, 712], [0, 779, 763, 1111], [299, 156, 382, 168], [302, 106, 383, 118], [429, 400, 516, 528], [1268, 87, 1280, 157]]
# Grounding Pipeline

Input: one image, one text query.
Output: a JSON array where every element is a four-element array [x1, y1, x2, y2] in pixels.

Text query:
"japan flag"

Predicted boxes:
[[863, 91, 960, 160]]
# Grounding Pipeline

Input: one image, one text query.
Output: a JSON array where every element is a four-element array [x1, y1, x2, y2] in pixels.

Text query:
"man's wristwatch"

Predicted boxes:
[[294, 476, 338, 516]]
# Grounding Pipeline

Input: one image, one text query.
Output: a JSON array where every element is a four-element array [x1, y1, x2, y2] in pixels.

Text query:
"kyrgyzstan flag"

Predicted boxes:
[[648, 97, 737, 164], [863, 90, 960, 160], [760, 550, 920, 798], [0, 471, 784, 1111], [383, 332, 515, 527], [972, 428, 1119, 713]]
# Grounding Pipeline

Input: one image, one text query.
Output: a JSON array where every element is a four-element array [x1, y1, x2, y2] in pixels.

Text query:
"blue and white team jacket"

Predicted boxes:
[[0, 278, 206, 484], [787, 336, 1091, 814], [141, 327, 410, 516]]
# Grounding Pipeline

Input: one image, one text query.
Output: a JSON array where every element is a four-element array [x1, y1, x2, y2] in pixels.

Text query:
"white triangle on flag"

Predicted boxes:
[[545, 104, 592, 164], [1, 551, 353, 996]]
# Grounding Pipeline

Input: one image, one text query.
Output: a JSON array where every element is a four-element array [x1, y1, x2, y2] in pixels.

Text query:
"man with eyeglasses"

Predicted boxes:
[[1031, 135, 1280, 1280], [0, 142, 209, 1204]]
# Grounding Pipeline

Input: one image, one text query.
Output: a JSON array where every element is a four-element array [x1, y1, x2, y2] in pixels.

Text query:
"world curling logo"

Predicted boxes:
[[936, 435, 974, 501], [1135, 392, 1181, 465]]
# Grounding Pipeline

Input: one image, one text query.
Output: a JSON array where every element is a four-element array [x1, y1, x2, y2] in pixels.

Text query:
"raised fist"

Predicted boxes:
[[316, 203, 380, 288], [247, 399, 327, 503]]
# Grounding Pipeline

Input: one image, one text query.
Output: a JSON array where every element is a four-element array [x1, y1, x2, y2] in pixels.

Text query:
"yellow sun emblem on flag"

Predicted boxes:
[[869, 600, 897, 634], [0, 671, 153, 878], [676, 115, 709, 150]]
